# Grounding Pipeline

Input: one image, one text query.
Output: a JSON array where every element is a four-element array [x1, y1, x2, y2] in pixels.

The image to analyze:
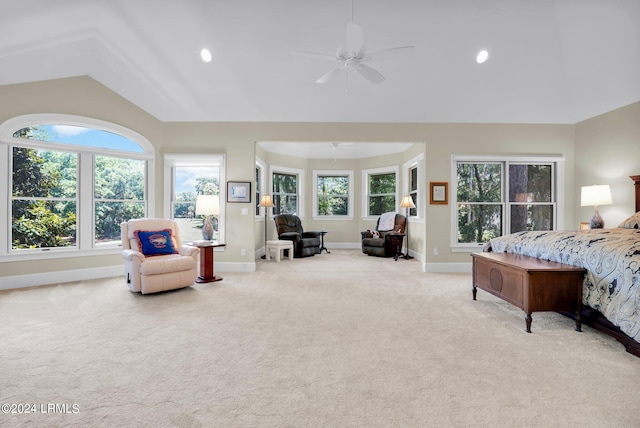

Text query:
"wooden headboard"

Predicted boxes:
[[631, 175, 640, 213]]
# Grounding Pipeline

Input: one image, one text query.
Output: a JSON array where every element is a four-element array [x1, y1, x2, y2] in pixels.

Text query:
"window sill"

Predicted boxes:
[[0, 246, 121, 263]]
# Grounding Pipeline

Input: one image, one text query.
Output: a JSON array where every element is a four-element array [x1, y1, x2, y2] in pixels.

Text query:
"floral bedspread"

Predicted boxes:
[[485, 228, 640, 341]]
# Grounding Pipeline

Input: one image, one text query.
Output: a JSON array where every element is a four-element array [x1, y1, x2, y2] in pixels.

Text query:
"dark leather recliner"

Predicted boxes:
[[361, 214, 406, 257], [274, 214, 321, 258]]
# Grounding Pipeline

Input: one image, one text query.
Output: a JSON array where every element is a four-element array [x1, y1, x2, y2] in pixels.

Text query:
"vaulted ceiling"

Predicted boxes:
[[1, 0, 639, 124]]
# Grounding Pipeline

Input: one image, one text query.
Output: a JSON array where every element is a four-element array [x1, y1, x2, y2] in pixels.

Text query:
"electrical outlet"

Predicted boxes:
[[241, 208, 248, 215], [241, 248, 246, 256], [433, 247, 439, 256]]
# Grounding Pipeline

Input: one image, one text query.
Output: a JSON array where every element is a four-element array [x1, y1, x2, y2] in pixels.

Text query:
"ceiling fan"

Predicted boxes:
[[292, 0, 415, 85]]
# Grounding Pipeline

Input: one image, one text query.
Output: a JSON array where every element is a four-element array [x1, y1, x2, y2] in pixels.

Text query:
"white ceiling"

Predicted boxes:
[[1, 0, 639, 126]]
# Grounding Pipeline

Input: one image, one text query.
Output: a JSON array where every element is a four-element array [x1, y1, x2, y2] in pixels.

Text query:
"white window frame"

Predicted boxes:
[[403, 154, 424, 220], [0, 114, 155, 261], [312, 170, 354, 220], [163, 154, 226, 246], [361, 166, 400, 219], [450, 154, 565, 252], [270, 165, 305, 218]]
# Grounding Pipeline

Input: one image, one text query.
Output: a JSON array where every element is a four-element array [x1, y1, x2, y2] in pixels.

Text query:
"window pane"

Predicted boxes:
[[509, 164, 552, 203], [273, 173, 297, 194], [317, 176, 348, 194], [457, 163, 501, 203], [11, 147, 78, 250], [510, 204, 553, 232], [255, 166, 261, 216], [319, 196, 348, 215], [457, 203, 502, 244], [12, 200, 77, 249], [369, 173, 395, 194], [95, 156, 146, 245], [12, 147, 77, 198], [370, 195, 395, 216], [408, 193, 417, 217], [273, 172, 298, 215], [94, 156, 145, 200], [274, 195, 297, 215], [318, 176, 349, 216], [13, 125, 143, 153], [410, 167, 418, 192], [173, 166, 220, 242], [95, 201, 145, 244]]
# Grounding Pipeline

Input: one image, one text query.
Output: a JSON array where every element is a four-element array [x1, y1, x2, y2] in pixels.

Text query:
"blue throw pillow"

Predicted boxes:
[[134, 229, 177, 256]]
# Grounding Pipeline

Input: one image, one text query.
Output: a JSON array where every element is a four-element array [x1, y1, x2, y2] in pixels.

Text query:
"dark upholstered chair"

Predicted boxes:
[[274, 214, 321, 258], [361, 214, 406, 257]]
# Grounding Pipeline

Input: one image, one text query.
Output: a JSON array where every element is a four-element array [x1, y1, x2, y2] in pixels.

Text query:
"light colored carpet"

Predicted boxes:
[[1, 249, 639, 428]]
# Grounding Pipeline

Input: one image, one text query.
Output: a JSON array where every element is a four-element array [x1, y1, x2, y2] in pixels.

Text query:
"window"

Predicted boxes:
[[11, 146, 78, 249], [456, 162, 503, 245], [453, 156, 564, 249], [362, 167, 398, 217], [402, 154, 423, 219], [164, 154, 225, 244], [273, 172, 298, 215], [255, 164, 262, 216], [255, 157, 266, 217], [271, 166, 304, 216], [94, 156, 146, 246], [0, 114, 154, 258], [313, 170, 354, 218], [408, 166, 418, 217]]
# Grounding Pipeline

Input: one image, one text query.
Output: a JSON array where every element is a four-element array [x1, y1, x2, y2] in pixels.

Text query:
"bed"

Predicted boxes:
[[484, 175, 640, 357]]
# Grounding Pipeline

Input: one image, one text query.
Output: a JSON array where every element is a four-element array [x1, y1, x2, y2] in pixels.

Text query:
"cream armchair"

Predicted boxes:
[[121, 218, 199, 294]]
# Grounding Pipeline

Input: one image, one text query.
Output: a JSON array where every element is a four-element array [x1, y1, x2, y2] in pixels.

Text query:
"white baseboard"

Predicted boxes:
[[216, 262, 256, 273], [1, 257, 467, 291], [323, 242, 361, 249], [0, 266, 124, 291], [0, 262, 257, 291]]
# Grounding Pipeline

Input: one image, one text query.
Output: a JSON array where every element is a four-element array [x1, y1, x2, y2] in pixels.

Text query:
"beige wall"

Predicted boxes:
[[575, 101, 640, 227], [11, 76, 634, 280], [256, 147, 413, 251], [0, 77, 163, 277]]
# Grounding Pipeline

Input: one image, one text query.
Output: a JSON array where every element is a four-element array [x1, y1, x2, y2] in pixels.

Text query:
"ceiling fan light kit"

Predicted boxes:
[[292, 1, 415, 86]]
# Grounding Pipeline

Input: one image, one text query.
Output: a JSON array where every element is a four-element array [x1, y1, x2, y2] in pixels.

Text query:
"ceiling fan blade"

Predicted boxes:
[[355, 63, 385, 84], [316, 66, 346, 84], [368, 46, 416, 61], [291, 50, 336, 61], [345, 22, 363, 54]]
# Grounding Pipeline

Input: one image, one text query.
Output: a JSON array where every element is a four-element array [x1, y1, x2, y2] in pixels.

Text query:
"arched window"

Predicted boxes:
[[0, 114, 155, 258]]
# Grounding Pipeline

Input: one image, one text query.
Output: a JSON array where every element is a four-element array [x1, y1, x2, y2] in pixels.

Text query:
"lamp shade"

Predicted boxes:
[[195, 195, 220, 216], [258, 195, 274, 208], [400, 195, 416, 209], [581, 185, 613, 207]]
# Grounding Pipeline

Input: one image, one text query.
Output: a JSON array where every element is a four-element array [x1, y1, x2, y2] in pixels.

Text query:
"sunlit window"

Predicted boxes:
[[312, 170, 354, 218], [1, 114, 154, 256], [165, 154, 225, 244], [454, 157, 560, 247]]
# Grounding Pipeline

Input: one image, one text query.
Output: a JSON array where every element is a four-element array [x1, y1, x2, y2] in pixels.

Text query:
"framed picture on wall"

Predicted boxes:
[[227, 181, 251, 203], [430, 182, 448, 205]]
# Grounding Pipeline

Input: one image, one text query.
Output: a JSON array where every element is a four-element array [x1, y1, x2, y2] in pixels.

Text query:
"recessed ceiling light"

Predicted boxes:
[[476, 50, 489, 64], [200, 48, 212, 63]]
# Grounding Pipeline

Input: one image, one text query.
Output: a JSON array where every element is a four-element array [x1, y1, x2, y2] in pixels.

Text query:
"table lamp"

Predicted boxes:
[[400, 195, 416, 259], [195, 195, 220, 240], [581, 185, 612, 229]]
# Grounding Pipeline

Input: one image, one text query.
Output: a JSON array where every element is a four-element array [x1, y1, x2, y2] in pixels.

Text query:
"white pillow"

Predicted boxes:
[[618, 212, 640, 229]]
